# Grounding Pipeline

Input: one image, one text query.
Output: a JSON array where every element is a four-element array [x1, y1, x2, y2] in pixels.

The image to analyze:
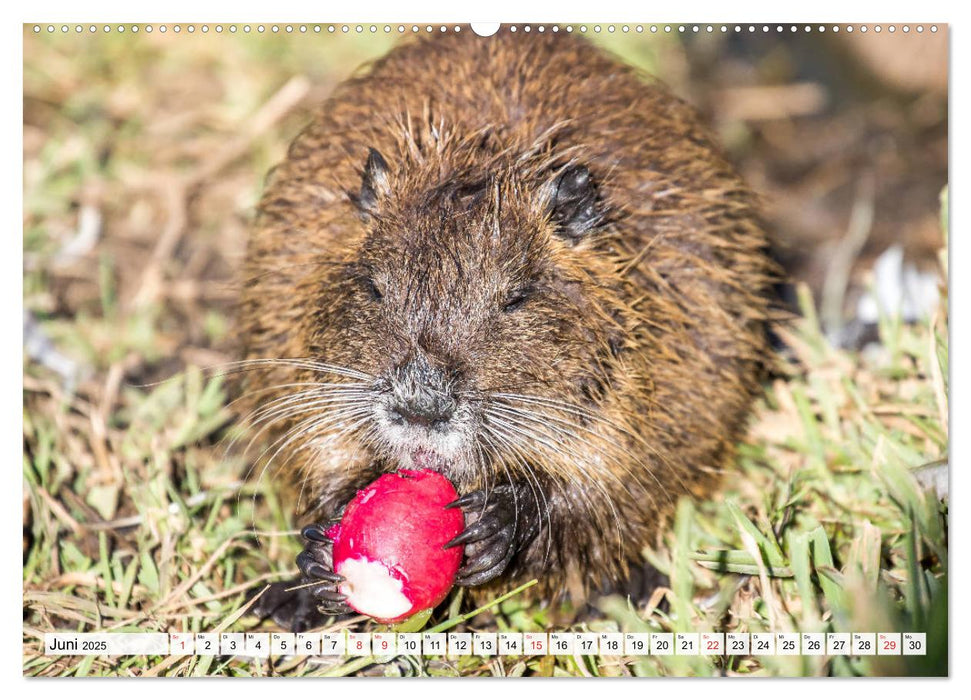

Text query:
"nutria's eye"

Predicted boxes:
[[502, 288, 532, 313], [361, 276, 383, 301], [546, 164, 602, 243]]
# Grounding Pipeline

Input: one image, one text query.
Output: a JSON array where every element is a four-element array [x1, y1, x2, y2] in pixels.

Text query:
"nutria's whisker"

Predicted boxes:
[[241, 384, 369, 414], [476, 427, 544, 559], [486, 400, 674, 509], [490, 392, 692, 498], [479, 424, 555, 567], [239, 397, 373, 460], [233, 385, 372, 478], [492, 391, 603, 417], [203, 357, 374, 383], [227, 387, 372, 464], [483, 413, 626, 562], [244, 389, 371, 430], [475, 428, 507, 506], [488, 400, 668, 525], [289, 412, 378, 515], [246, 405, 374, 499], [221, 381, 363, 414], [491, 392, 640, 438], [241, 404, 373, 526], [244, 404, 373, 483], [483, 416, 624, 567], [218, 383, 359, 461], [486, 407, 632, 527]]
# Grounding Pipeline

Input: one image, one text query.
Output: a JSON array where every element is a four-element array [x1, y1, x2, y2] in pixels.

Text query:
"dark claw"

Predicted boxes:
[[306, 561, 343, 583], [296, 550, 341, 581], [310, 583, 347, 603], [446, 491, 486, 510], [444, 516, 503, 549], [301, 524, 331, 543], [318, 600, 353, 615], [456, 557, 512, 587], [456, 526, 516, 576]]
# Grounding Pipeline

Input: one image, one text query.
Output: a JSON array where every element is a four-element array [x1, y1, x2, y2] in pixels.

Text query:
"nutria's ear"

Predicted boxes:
[[546, 165, 602, 242], [356, 148, 390, 215]]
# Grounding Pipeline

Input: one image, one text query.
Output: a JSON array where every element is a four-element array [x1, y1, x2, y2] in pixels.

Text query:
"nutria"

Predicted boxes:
[[240, 28, 773, 630]]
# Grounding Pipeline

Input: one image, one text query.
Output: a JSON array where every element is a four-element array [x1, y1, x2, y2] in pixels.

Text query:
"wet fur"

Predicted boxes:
[[239, 30, 772, 604]]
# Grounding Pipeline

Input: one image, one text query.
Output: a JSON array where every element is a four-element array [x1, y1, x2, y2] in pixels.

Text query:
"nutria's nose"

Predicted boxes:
[[386, 350, 460, 429], [390, 399, 455, 429]]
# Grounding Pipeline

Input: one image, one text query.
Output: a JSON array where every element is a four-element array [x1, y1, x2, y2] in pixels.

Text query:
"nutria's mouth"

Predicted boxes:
[[409, 448, 449, 473]]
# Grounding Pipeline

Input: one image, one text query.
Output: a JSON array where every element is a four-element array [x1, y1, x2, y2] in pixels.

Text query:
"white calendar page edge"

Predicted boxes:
[[8, 0, 963, 691]]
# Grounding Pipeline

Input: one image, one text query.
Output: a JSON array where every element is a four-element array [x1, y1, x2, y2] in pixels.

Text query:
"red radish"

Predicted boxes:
[[326, 469, 464, 623]]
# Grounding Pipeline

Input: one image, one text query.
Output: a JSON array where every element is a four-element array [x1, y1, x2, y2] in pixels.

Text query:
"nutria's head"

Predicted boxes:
[[299, 146, 629, 484]]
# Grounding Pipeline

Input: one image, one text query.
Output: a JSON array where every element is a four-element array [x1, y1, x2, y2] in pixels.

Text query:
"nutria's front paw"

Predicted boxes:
[[247, 523, 353, 632], [445, 484, 539, 587], [295, 523, 352, 614]]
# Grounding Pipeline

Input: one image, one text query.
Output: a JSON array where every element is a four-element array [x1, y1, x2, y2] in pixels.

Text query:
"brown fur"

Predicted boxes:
[[239, 29, 772, 602]]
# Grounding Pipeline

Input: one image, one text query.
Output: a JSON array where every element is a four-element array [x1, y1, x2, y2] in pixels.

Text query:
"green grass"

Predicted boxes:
[[22, 28, 947, 677]]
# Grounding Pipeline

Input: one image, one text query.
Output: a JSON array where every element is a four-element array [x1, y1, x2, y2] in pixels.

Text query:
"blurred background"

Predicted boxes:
[[22, 25, 948, 677]]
